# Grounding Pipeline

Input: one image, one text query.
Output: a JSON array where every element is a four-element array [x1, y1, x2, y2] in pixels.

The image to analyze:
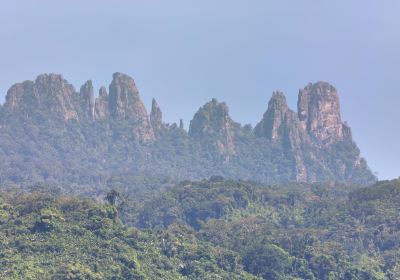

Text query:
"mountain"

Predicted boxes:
[[189, 98, 236, 157], [0, 73, 375, 189]]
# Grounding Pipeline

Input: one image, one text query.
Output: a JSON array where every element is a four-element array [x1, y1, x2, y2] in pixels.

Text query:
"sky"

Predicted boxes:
[[0, 1, 399, 180]]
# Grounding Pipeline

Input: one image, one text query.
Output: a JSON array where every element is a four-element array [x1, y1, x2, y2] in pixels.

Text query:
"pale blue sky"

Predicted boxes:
[[1, 1, 399, 179]]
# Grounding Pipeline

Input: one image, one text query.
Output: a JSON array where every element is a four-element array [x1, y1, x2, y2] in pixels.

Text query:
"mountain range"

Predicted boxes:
[[0, 72, 375, 189]]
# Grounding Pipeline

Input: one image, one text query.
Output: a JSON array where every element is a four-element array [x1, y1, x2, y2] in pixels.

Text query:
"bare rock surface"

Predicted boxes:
[[189, 98, 236, 156]]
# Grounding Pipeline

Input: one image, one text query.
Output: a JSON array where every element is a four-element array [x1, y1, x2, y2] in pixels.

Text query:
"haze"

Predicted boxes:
[[1, 0, 399, 180]]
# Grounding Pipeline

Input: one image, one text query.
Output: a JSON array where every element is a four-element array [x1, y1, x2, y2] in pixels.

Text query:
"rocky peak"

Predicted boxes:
[[109, 72, 139, 119], [150, 98, 163, 131], [78, 80, 95, 120], [255, 91, 291, 140], [298, 82, 346, 144], [95, 87, 109, 119], [179, 119, 184, 130], [5, 80, 36, 112], [255, 91, 308, 181], [108, 72, 154, 141], [189, 98, 235, 155], [5, 73, 78, 121]]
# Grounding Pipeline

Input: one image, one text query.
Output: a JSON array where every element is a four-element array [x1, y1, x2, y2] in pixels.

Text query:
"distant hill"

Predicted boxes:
[[0, 73, 375, 189]]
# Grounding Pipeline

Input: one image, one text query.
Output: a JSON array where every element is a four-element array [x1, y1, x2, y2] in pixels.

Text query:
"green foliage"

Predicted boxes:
[[243, 243, 292, 280], [2, 178, 400, 279], [0, 189, 259, 280], [0, 106, 375, 191], [130, 178, 400, 280]]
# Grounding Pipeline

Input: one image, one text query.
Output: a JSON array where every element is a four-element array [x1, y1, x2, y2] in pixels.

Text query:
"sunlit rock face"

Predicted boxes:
[[78, 80, 95, 120], [298, 82, 346, 145], [108, 72, 154, 142], [254, 81, 367, 182], [189, 98, 236, 156], [150, 98, 164, 133], [255, 91, 308, 181], [95, 86, 110, 119], [5, 73, 79, 121]]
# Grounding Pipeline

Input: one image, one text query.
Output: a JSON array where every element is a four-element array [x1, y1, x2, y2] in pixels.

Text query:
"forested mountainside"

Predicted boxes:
[[2, 179, 400, 279], [0, 73, 375, 189]]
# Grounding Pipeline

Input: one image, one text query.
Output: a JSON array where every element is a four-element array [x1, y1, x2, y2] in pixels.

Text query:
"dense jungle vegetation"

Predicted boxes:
[[2, 178, 400, 279]]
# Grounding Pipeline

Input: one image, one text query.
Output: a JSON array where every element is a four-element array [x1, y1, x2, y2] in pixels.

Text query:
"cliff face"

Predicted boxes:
[[255, 92, 307, 181], [189, 99, 236, 156], [256, 83, 348, 145], [255, 81, 365, 182], [108, 73, 154, 142], [78, 80, 95, 120], [95, 87, 109, 119], [0, 73, 375, 186], [150, 98, 164, 133], [298, 82, 345, 144], [4, 72, 155, 142], [5, 74, 79, 121]]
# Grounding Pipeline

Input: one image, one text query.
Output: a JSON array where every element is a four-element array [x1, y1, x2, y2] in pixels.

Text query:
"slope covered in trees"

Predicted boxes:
[[0, 73, 375, 189], [2, 179, 400, 279], [130, 178, 400, 279], [0, 188, 258, 280]]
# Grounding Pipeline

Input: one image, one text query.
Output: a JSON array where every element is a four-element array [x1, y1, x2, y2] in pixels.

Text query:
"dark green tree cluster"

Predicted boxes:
[[0, 189, 259, 280], [130, 178, 400, 280]]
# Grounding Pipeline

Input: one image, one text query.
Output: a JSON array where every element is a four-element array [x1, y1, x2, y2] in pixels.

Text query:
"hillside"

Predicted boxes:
[[131, 178, 400, 279], [0, 188, 258, 280], [2, 179, 400, 279], [0, 73, 375, 190]]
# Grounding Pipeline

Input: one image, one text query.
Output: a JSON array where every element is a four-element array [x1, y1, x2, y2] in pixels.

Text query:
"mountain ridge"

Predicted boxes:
[[0, 72, 376, 187]]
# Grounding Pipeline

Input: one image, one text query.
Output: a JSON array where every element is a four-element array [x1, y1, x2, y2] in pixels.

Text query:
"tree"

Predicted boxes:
[[243, 243, 292, 280], [105, 189, 120, 206]]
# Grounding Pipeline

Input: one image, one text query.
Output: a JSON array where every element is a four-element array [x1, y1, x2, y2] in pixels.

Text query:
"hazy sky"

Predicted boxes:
[[1, 1, 399, 180]]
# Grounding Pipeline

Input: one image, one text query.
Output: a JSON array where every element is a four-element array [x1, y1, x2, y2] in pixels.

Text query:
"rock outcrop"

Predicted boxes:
[[5, 74, 79, 121], [255, 91, 291, 141], [298, 82, 345, 145], [95, 87, 109, 119], [4, 80, 37, 113], [189, 99, 236, 156], [4, 73, 155, 142], [78, 80, 95, 120], [255, 92, 307, 181], [0, 73, 375, 185], [255, 82, 363, 182], [150, 98, 163, 132], [109, 72, 154, 142]]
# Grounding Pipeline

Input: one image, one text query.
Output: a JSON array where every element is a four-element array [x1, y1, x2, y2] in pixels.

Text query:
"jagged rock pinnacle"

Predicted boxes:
[[189, 99, 235, 156], [95, 86, 109, 119], [108, 72, 154, 142], [255, 91, 308, 181], [5, 73, 79, 121], [79, 80, 95, 120], [298, 82, 347, 144], [150, 98, 163, 131], [255, 91, 289, 140]]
